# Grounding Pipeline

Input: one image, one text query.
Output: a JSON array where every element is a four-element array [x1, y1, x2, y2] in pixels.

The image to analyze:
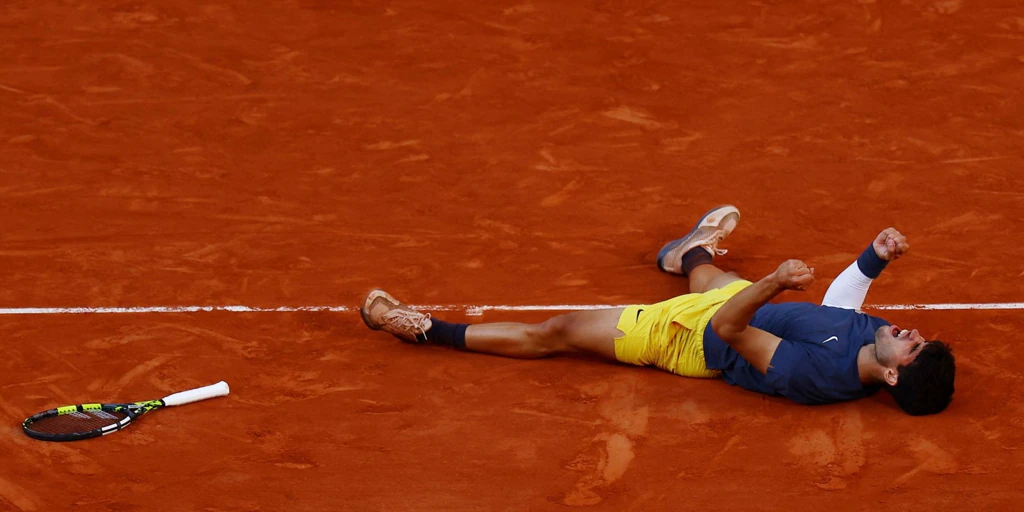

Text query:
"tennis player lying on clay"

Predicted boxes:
[[361, 205, 955, 415]]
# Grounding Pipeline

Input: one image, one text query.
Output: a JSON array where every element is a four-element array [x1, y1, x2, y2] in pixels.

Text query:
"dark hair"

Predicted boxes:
[[886, 340, 956, 415]]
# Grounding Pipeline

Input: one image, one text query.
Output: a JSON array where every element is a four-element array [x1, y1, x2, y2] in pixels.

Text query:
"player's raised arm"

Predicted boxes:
[[821, 228, 909, 311], [710, 260, 814, 374]]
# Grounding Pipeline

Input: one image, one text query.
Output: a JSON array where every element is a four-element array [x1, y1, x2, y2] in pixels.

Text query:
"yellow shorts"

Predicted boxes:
[[614, 280, 753, 378]]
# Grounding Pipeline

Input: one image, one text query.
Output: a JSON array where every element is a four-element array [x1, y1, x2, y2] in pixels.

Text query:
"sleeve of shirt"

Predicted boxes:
[[821, 245, 889, 311]]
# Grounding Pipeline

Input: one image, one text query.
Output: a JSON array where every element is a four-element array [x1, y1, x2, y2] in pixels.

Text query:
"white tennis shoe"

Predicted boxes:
[[361, 290, 432, 344]]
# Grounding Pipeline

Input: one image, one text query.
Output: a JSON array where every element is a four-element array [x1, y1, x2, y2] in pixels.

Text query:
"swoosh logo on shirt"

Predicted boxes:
[[636, 309, 644, 322], [821, 336, 838, 344]]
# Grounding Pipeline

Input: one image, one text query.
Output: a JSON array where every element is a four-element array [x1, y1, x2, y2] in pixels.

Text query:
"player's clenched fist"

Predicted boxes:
[[872, 227, 909, 261], [773, 259, 815, 291]]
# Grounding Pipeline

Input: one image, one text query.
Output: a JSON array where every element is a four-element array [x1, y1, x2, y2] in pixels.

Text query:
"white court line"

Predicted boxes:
[[0, 303, 1023, 316], [871, 303, 1024, 311]]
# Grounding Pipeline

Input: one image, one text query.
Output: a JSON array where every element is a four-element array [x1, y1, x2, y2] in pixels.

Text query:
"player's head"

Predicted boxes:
[[874, 325, 955, 415]]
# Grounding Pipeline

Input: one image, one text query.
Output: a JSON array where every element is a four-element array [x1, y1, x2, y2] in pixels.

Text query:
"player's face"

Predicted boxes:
[[874, 324, 928, 368]]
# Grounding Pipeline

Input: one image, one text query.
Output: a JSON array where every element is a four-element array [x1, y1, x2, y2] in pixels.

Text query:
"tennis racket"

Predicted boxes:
[[22, 381, 230, 442]]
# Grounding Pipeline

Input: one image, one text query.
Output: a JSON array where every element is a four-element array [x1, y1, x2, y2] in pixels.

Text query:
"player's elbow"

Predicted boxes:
[[710, 316, 746, 343]]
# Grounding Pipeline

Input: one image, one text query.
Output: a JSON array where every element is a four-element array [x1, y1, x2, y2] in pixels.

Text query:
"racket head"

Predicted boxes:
[[22, 400, 163, 442]]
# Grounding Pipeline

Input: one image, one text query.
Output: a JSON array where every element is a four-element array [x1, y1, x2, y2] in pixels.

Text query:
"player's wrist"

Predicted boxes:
[[858, 244, 889, 278], [765, 273, 788, 293]]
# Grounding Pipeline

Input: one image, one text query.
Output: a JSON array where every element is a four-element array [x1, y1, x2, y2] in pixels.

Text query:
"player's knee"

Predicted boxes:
[[529, 316, 572, 356]]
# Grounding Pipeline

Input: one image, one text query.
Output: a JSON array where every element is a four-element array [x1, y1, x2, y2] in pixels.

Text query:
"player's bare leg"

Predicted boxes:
[[462, 308, 624, 360], [361, 290, 624, 361]]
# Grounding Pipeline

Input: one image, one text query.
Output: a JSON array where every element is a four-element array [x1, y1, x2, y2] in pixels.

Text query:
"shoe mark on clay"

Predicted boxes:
[[697, 434, 743, 478], [0, 373, 69, 392], [160, 323, 268, 359], [80, 355, 176, 396], [899, 0, 962, 15], [0, 476, 40, 512], [164, 49, 252, 86], [866, 172, 907, 198], [659, 132, 703, 154], [561, 378, 649, 506], [927, 211, 1004, 233], [891, 438, 959, 489], [269, 450, 319, 470], [540, 179, 583, 207], [533, 149, 605, 173], [787, 407, 866, 490], [228, 370, 364, 407], [562, 432, 638, 507], [0, 412, 103, 476], [112, 354, 177, 394], [356, 399, 412, 415], [502, 4, 536, 16], [363, 140, 421, 151], [602, 106, 667, 130], [242, 426, 320, 470], [395, 154, 429, 164], [83, 325, 166, 350], [553, 271, 590, 287]]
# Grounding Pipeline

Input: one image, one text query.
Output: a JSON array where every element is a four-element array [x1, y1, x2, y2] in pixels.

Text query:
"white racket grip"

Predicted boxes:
[[162, 381, 230, 407]]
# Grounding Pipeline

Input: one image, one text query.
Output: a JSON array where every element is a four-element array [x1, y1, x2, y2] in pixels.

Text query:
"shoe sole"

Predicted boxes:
[[360, 306, 377, 330], [360, 290, 387, 331], [657, 205, 740, 274]]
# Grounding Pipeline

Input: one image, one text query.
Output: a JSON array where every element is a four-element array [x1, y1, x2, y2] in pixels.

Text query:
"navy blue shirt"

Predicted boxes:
[[703, 302, 889, 405]]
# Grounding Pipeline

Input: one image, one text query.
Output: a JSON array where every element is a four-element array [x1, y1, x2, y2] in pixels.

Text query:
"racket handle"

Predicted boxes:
[[162, 381, 230, 407]]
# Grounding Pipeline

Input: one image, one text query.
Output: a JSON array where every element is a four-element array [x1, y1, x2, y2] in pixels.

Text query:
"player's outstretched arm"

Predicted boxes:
[[710, 260, 814, 374], [821, 228, 909, 311]]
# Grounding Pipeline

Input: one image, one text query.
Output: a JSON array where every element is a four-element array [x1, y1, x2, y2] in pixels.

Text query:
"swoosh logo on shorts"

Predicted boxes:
[[822, 336, 838, 344], [636, 309, 644, 322]]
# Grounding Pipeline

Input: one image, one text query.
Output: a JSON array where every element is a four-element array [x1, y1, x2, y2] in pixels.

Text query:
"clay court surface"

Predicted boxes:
[[2, 0, 1024, 510]]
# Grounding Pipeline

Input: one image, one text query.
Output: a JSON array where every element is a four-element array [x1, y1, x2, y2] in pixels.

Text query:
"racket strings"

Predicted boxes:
[[27, 410, 127, 435]]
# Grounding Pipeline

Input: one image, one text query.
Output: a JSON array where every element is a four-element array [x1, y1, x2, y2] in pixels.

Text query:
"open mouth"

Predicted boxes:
[[890, 325, 911, 338]]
